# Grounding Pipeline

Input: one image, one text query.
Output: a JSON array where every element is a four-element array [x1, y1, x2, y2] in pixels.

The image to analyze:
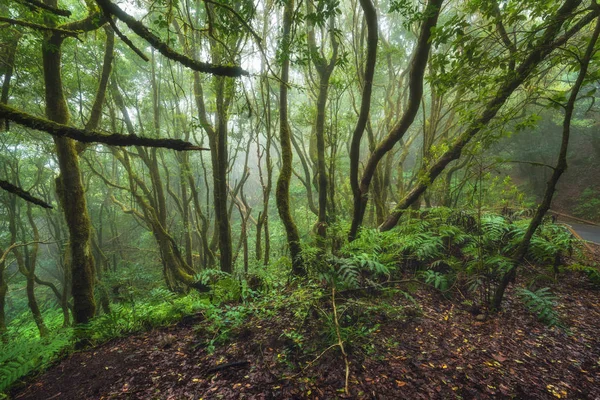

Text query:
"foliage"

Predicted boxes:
[[420, 270, 450, 291], [516, 287, 561, 327], [574, 188, 600, 221], [0, 312, 73, 394], [566, 263, 600, 287]]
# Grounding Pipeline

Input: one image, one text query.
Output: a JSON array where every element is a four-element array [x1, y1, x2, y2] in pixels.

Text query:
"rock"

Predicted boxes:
[[475, 314, 487, 321]]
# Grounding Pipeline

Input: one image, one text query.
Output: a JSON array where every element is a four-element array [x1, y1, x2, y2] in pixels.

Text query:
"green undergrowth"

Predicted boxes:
[[1, 288, 218, 396], [2, 208, 594, 397]]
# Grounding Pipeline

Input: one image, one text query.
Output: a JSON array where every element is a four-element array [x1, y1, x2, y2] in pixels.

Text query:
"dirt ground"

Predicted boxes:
[[10, 271, 600, 400]]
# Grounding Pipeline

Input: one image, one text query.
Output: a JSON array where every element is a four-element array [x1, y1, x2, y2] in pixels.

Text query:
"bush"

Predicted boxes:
[[574, 187, 600, 221]]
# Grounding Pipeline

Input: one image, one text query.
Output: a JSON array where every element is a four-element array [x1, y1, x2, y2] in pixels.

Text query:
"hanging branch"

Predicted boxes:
[[0, 103, 209, 151], [0, 180, 52, 209], [95, 0, 248, 77], [17, 0, 71, 17]]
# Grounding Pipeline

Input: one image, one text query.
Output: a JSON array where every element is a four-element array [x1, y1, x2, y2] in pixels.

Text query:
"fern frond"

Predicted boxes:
[[516, 287, 561, 327]]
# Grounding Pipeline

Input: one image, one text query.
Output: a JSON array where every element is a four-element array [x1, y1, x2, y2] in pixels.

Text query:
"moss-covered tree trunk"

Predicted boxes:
[[276, 0, 305, 276], [0, 253, 7, 340], [41, 0, 98, 325], [212, 77, 234, 273]]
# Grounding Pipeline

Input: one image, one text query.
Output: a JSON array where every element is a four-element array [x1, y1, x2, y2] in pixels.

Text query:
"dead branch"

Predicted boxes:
[[332, 287, 350, 395]]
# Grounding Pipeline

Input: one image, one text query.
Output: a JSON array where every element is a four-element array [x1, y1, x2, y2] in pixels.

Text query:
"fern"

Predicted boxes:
[[567, 263, 600, 287], [353, 253, 390, 277], [148, 287, 177, 304], [481, 214, 509, 244], [420, 270, 450, 291], [516, 287, 561, 327], [0, 329, 73, 393], [337, 258, 361, 288]]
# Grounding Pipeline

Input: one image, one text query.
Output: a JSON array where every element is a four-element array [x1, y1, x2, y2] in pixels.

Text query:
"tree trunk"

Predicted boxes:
[[276, 0, 305, 276], [0, 30, 21, 131], [350, 0, 443, 239], [492, 16, 600, 310], [349, 0, 378, 240], [0, 254, 7, 340], [380, 0, 593, 231], [41, 1, 98, 325]]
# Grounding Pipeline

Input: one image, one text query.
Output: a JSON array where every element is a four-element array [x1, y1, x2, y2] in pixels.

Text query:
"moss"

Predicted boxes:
[[275, 0, 305, 277]]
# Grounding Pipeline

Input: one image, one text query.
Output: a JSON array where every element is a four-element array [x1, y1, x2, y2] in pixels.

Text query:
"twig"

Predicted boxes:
[[206, 360, 249, 374], [332, 288, 350, 396], [284, 343, 338, 380]]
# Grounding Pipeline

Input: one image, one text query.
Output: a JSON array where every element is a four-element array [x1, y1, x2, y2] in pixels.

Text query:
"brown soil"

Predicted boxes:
[[10, 273, 600, 400]]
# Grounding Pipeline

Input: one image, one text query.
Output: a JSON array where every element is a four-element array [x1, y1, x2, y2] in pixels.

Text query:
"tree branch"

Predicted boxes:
[[0, 240, 54, 265], [0, 17, 80, 37], [0, 179, 52, 209], [95, 0, 248, 77], [17, 0, 71, 17], [0, 103, 209, 151]]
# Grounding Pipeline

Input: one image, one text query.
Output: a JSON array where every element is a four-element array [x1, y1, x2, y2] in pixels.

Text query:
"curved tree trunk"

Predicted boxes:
[[380, 0, 593, 231], [276, 0, 305, 276], [350, 0, 443, 239], [492, 16, 600, 310], [349, 0, 378, 241]]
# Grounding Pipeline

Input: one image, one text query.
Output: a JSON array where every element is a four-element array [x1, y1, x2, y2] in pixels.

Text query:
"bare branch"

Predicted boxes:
[[1, 241, 54, 265], [0, 179, 52, 209], [0, 103, 209, 151], [95, 0, 248, 77]]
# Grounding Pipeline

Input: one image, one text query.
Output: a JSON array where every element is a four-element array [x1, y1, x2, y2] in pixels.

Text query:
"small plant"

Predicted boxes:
[[566, 263, 600, 287], [420, 270, 450, 291], [516, 287, 561, 327]]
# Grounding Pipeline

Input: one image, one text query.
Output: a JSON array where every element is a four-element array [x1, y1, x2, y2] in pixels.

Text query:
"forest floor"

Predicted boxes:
[[10, 263, 600, 400]]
